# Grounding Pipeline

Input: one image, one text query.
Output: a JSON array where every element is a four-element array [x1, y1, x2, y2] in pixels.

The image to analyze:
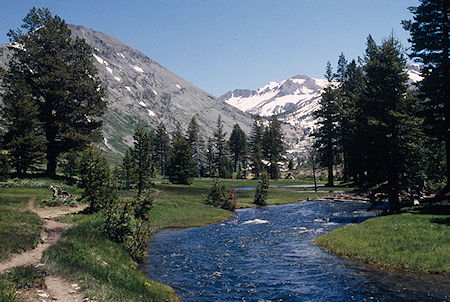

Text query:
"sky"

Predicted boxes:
[[1, 0, 419, 96]]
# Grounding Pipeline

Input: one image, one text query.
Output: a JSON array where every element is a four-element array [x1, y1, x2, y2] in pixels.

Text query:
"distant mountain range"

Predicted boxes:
[[220, 64, 423, 155]]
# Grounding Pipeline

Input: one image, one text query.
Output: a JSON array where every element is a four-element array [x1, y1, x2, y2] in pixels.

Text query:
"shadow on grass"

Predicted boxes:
[[429, 217, 450, 226], [410, 204, 450, 215]]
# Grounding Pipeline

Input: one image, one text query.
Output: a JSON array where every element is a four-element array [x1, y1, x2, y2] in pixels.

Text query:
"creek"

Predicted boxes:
[[141, 200, 450, 301]]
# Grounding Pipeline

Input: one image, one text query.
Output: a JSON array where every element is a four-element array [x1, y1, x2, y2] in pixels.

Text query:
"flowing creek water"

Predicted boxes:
[[141, 200, 450, 301]]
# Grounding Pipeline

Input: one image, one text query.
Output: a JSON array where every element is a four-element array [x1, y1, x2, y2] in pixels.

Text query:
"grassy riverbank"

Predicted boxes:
[[1, 177, 330, 301], [314, 202, 450, 274]]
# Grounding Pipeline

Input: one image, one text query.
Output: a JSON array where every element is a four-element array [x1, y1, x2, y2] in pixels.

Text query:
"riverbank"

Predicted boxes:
[[314, 201, 450, 274], [0, 177, 331, 301]]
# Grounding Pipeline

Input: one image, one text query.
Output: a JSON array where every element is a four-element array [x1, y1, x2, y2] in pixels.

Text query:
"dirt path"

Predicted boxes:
[[0, 199, 90, 301]]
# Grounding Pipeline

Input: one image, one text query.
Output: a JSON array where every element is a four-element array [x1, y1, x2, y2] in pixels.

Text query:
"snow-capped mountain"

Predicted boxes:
[[220, 75, 327, 155], [221, 64, 422, 156]]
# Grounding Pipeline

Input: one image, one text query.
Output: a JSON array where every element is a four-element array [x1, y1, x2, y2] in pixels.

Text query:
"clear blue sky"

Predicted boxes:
[[1, 0, 419, 96]]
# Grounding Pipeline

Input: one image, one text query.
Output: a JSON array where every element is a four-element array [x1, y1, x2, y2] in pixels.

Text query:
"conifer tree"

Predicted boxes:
[[262, 115, 285, 179], [312, 62, 339, 186], [213, 115, 228, 178], [187, 116, 204, 178], [335, 53, 350, 181], [1, 64, 46, 176], [166, 128, 196, 184], [7, 7, 106, 177], [340, 60, 366, 185], [253, 172, 269, 206], [249, 115, 264, 178], [228, 124, 248, 176], [132, 125, 154, 195], [154, 122, 170, 176], [121, 148, 135, 190], [206, 137, 215, 177], [362, 35, 421, 212], [79, 144, 116, 212], [60, 151, 79, 185], [403, 0, 450, 190]]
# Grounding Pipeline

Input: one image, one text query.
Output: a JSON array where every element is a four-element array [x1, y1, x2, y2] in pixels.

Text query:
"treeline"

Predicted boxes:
[[313, 0, 448, 212], [116, 114, 285, 188]]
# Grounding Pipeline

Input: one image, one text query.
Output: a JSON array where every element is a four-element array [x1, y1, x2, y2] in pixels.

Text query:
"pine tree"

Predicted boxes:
[[312, 62, 339, 186], [121, 148, 135, 190], [262, 115, 285, 179], [206, 137, 215, 177], [166, 129, 196, 184], [7, 8, 106, 177], [253, 172, 269, 206], [79, 144, 116, 212], [335, 53, 350, 182], [403, 0, 450, 190], [1, 63, 46, 176], [154, 123, 170, 176], [340, 60, 366, 186], [132, 125, 154, 195], [249, 115, 264, 178], [213, 115, 229, 178], [362, 35, 421, 212], [228, 124, 248, 177], [187, 116, 204, 178], [60, 150, 79, 185]]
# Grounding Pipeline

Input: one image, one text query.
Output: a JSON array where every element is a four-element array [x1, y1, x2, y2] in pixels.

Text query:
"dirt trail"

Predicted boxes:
[[0, 199, 90, 301]]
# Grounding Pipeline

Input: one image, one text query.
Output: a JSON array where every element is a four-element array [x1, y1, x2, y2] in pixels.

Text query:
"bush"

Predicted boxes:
[[102, 191, 154, 262], [41, 196, 78, 207], [204, 179, 236, 211]]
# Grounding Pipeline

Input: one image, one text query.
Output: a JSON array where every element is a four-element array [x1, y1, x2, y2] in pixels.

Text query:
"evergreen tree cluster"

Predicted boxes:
[[313, 25, 446, 212], [204, 114, 286, 180]]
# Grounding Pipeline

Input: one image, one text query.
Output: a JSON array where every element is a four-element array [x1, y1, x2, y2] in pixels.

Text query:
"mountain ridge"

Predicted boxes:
[[0, 25, 254, 161]]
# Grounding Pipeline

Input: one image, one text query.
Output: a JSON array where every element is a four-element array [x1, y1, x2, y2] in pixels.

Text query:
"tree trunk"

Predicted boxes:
[[46, 151, 57, 177], [327, 163, 334, 187], [388, 173, 400, 213]]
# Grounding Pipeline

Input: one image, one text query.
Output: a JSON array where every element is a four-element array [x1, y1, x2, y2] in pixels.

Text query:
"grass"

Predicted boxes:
[[0, 265, 44, 302], [0, 176, 339, 301], [314, 203, 450, 274], [119, 178, 332, 229], [0, 189, 46, 261], [43, 213, 180, 302]]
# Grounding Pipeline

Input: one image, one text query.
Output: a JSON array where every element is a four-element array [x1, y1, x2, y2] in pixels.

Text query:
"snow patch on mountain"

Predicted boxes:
[[221, 64, 423, 156], [133, 66, 144, 73]]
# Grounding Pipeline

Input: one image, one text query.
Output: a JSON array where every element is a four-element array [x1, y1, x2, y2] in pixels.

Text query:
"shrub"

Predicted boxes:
[[102, 191, 154, 262], [79, 145, 117, 212], [254, 172, 269, 206], [204, 179, 236, 211]]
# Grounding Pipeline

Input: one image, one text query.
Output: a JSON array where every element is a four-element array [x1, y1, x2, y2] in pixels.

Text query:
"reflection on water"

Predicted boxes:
[[141, 201, 450, 301]]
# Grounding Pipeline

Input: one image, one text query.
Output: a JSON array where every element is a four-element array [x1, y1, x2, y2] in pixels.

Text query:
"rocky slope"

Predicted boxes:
[[0, 25, 253, 161]]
